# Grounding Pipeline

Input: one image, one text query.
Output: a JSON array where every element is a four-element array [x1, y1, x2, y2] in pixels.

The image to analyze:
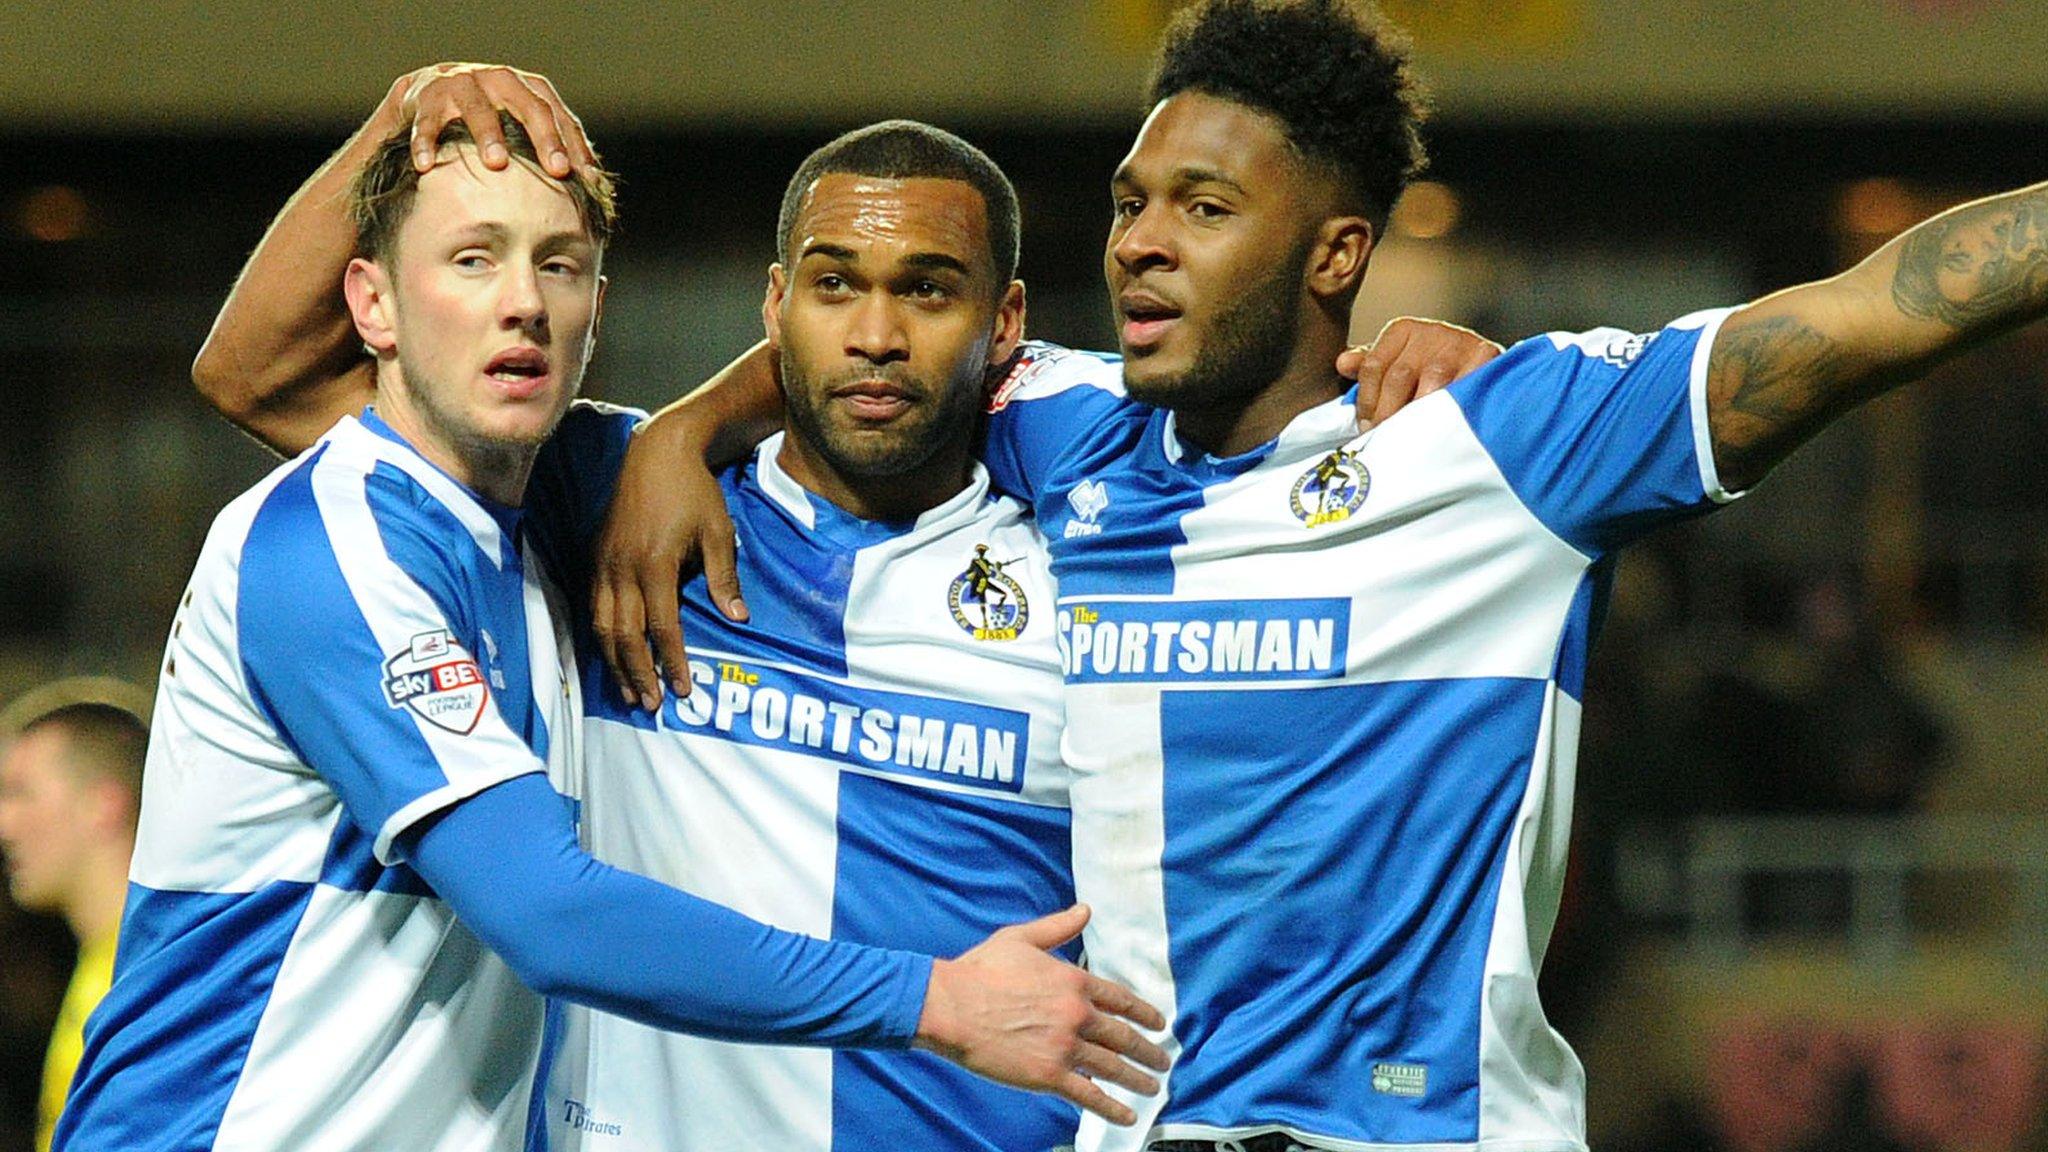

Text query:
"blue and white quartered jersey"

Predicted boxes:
[[59, 410, 579, 1152], [524, 408, 1078, 1152], [979, 314, 1741, 1152]]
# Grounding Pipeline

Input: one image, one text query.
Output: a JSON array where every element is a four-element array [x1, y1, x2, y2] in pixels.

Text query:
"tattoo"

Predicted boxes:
[[1892, 189, 2048, 330], [1706, 313, 1855, 488]]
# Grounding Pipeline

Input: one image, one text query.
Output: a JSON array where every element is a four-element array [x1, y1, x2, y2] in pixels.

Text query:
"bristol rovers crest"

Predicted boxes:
[[948, 545, 1030, 641], [1290, 449, 1370, 527]]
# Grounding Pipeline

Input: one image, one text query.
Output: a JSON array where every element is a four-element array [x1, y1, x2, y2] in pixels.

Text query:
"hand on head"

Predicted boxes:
[[396, 63, 599, 180]]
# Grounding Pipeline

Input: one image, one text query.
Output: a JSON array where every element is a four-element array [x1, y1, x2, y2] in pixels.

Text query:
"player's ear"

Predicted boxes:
[[761, 263, 788, 350], [585, 275, 607, 357], [1307, 216, 1374, 302], [988, 279, 1027, 364], [345, 257, 399, 355]]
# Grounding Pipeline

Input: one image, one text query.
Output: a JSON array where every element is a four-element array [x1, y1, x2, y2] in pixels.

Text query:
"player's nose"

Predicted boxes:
[[1111, 202, 1174, 274], [844, 293, 909, 363], [498, 264, 546, 329]]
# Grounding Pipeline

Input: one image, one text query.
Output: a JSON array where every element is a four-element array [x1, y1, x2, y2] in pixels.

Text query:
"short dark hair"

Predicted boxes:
[[1149, 0, 1428, 235], [776, 121, 1021, 293], [20, 702, 148, 799], [350, 112, 619, 266]]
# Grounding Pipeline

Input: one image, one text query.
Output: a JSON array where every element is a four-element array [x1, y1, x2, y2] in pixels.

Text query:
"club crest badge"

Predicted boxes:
[[1290, 449, 1370, 527], [382, 628, 490, 734], [949, 544, 1030, 641]]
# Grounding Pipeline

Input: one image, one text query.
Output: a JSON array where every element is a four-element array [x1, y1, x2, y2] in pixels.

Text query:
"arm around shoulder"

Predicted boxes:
[[590, 340, 781, 707], [194, 64, 605, 457], [190, 77, 415, 455]]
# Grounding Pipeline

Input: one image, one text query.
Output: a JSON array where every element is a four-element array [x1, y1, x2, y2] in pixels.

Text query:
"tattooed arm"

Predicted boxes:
[[1708, 181, 2048, 491]]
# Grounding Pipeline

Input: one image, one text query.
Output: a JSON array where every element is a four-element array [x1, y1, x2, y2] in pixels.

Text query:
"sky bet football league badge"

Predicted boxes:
[[382, 628, 490, 734]]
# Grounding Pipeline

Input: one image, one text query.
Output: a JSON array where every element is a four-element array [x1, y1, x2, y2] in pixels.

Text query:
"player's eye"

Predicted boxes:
[[454, 252, 493, 270], [814, 272, 853, 296], [911, 280, 951, 302], [1187, 200, 1229, 221]]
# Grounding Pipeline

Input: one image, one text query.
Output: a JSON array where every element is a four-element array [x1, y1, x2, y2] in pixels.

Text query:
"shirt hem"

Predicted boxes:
[[373, 764, 548, 866], [1682, 305, 1747, 504], [1147, 1121, 1587, 1152]]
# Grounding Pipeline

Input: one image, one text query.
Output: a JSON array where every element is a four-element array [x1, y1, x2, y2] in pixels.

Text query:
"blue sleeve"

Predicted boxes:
[[1445, 307, 1742, 555], [405, 774, 931, 1047], [979, 342, 1142, 505], [525, 400, 645, 604], [239, 450, 546, 864]]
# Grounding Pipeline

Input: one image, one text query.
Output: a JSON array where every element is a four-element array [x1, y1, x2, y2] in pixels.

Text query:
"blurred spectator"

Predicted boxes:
[[1701, 1019, 2046, 1152], [1790, 572, 1946, 814], [1708, 1018, 1861, 1152], [0, 679, 148, 1152], [1793, 1067, 1920, 1152], [1693, 567, 1946, 817]]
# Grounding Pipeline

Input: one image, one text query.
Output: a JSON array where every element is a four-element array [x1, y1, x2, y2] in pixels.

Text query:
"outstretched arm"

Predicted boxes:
[[1708, 180, 2048, 491], [191, 64, 598, 455]]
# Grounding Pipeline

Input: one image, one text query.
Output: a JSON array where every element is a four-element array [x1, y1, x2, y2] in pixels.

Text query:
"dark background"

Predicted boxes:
[[4, 1, 2047, 1147]]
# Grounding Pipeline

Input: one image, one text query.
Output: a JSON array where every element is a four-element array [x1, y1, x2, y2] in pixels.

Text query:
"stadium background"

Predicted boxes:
[[3, 1, 2046, 1148]]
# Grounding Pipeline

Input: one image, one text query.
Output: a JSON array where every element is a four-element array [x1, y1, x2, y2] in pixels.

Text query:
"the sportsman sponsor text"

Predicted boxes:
[[657, 656, 1030, 793], [1056, 598, 1349, 683]]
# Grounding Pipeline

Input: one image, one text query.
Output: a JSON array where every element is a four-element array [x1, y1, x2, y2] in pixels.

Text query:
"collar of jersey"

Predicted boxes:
[[1158, 381, 1362, 478], [352, 405, 525, 539], [749, 431, 995, 550]]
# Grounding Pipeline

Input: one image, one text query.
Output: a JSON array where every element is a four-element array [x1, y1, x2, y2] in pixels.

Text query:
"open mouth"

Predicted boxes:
[[485, 347, 551, 393], [1119, 292, 1183, 349]]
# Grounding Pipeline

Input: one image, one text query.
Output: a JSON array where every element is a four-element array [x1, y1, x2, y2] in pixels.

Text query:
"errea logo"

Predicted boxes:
[[1065, 479, 1108, 538]]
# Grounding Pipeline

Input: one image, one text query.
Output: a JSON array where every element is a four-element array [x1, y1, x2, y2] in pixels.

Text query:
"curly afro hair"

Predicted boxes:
[[1149, 0, 1428, 235]]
